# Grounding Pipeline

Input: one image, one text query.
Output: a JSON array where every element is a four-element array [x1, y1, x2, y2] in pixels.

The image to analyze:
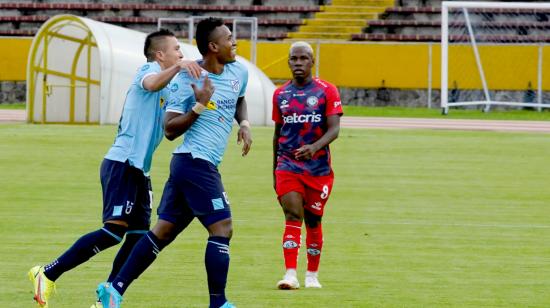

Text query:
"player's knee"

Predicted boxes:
[[304, 212, 322, 228], [151, 220, 179, 242], [284, 211, 303, 222], [207, 218, 233, 238]]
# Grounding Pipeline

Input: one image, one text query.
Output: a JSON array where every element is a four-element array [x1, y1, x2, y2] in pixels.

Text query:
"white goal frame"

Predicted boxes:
[[441, 1, 550, 114]]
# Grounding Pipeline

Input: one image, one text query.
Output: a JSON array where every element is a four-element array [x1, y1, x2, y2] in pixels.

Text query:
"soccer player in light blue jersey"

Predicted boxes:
[[96, 18, 252, 308], [28, 29, 203, 308]]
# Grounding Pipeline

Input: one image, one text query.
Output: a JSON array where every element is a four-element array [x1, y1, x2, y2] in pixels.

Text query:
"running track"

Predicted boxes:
[[3, 110, 550, 133]]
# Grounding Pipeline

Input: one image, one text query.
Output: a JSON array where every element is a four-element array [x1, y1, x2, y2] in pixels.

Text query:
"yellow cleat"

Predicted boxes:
[[90, 300, 104, 308], [28, 266, 56, 307]]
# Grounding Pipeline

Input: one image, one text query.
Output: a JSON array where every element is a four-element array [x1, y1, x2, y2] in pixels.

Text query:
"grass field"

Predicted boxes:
[[1, 124, 550, 307]]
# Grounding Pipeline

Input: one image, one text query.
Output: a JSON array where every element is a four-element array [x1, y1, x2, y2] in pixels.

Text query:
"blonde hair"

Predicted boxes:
[[289, 41, 314, 58]]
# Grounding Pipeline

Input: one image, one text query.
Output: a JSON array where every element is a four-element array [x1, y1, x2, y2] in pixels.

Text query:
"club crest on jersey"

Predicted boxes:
[[160, 97, 165, 108], [230, 79, 240, 93], [307, 96, 318, 107], [170, 83, 178, 92]]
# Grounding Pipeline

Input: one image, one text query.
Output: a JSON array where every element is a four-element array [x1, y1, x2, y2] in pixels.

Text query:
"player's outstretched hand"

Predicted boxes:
[[191, 76, 214, 106], [294, 144, 317, 160], [237, 125, 252, 157], [178, 59, 203, 79]]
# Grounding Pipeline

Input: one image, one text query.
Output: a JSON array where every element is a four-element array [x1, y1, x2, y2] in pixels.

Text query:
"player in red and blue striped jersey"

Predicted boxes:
[[272, 41, 343, 290]]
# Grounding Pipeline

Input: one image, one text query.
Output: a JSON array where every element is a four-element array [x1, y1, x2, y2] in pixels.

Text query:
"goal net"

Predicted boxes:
[[441, 1, 550, 114]]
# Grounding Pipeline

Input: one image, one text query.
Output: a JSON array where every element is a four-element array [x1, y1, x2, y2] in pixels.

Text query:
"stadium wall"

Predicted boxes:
[[2, 37, 550, 106], [0, 37, 31, 103]]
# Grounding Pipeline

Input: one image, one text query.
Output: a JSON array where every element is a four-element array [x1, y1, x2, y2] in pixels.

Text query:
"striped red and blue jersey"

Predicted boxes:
[[272, 78, 343, 176]]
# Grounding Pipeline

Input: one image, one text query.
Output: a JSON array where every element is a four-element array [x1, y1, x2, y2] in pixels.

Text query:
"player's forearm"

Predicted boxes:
[[312, 126, 340, 152], [143, 65, 180, 92], [234, 97, 248, 124], [164, 111, 200, 140]]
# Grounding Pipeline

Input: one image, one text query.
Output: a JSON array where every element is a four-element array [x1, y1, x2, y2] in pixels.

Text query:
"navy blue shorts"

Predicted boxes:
[[157, 153, 231, 227], [100, 159, 152, 231]]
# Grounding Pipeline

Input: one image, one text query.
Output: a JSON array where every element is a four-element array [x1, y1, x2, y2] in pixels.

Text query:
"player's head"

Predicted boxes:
[[144, 29, 183, 66], [288, 41, 314, 82], [196, 17, 236, 63]]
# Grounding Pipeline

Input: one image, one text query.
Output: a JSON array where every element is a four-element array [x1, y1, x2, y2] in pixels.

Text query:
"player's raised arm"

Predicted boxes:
[[164, 76, 214, 140], [234, 96, 252, 156], [143, 59, 202, 91]]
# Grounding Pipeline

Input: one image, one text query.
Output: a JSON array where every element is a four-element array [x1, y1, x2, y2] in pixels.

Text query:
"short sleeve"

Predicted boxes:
[[272, 88, 283, 124], [166, 74, 193, 114], [238, 63, 249, 97], [136, 62, 161, 90], [324, 83, 344, 117]]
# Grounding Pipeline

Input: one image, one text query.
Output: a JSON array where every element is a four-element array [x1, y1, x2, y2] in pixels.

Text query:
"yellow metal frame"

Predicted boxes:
[[28, 15, 100, 124]]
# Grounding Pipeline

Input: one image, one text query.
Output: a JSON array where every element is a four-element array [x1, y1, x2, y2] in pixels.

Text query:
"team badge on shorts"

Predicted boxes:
[[307, 96, 318, 107], [230, 79, 240, 93]]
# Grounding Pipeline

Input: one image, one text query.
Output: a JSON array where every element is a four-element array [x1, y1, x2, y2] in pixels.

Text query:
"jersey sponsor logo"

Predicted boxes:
[[293, 92, 306, 97], [334, 100, 342, 108], [216, 98, 236, 110], [280, 99, 289, 108], [283, 112, 322, 124], [230, 79, 240, 93], [141, 64, 150, 71], [206, 100, 217, 110], [283, 240, 298, 249], [307, 96, 318, 107], [307, 248, 321, 256]]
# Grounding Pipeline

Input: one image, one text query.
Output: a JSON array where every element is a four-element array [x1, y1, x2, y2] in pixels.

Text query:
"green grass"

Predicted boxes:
[[0, 102, 25, 109], [1, 124, 550, 307], [345, 106, 550, 121]]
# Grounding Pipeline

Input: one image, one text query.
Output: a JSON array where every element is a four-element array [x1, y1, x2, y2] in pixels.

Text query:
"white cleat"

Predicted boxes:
[[90, 300, 103, 308], [305, 271, 322, 288], [277, 273, 300, 290]]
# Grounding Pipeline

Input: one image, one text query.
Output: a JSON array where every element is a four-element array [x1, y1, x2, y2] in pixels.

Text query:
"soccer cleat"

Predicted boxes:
[[96, 282, 123, 308], [219, 302, 236, 308], [276, 272, 300, 290], [90, 300, 104, 308], [28, 265, 56, 307], [304, 271, 322, 288]]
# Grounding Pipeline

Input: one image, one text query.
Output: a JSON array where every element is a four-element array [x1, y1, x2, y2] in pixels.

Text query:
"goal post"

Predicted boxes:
[[441, 1, 550, 114]]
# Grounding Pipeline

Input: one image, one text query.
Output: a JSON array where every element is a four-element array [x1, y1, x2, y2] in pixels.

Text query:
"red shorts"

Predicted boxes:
[[275, 170, 334, 216]]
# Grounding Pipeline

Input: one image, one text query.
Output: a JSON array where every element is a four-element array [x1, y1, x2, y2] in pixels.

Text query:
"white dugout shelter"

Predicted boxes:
[[27, 14, 275, 125]]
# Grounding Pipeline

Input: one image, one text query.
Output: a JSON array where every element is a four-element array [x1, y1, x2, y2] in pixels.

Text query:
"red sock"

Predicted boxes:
[[306, 223, 323, 272], [282, 220, 302, 270]]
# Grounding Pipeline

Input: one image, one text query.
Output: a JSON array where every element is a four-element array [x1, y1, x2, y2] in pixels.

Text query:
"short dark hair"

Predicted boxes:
[[144, 29, 175, 61], [196, 17, 224, 56]]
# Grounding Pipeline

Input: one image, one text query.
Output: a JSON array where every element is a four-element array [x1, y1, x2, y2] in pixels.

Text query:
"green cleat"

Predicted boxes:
[[28, 265, 56, 307]]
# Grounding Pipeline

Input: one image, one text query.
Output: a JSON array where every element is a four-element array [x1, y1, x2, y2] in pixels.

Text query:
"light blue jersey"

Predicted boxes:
[[166, 60, 248, 166], [105, 61, 172, 174]]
